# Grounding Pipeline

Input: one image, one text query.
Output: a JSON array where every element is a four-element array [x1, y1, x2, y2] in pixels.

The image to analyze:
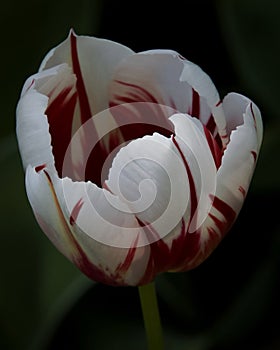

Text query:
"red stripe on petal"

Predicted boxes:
[[172, 195, 236, 273], [172, 136, 198, 220], [70, 32, 92, 125], [205, 115, 216, 135], [215, 133, 223, 150], [35, 164, 46, 172], [208, 213, 225, 235], [139, 239, 169, 285], [112, 79, 159, 104], [70, 32, 116, 186], [238, 186, 246, 198], [250, 102, 257, 129], [136, 218, 169, 282], [136, 217, 162, 244], [167, 219, 188, 270], [251, 150, 257, 162], [210, 195, 236, 231], [110, 103, 173, 145], [203, 126, 222, 169], [70, 198, 84, 226], [207, 226, 220, 240], [191, 88, 200, 118], [46, 88, 78, 176], [116, 234, 139, 274]]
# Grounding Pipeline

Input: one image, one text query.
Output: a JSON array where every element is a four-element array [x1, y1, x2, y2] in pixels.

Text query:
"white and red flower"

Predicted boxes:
[[16, 31, 262, 286]]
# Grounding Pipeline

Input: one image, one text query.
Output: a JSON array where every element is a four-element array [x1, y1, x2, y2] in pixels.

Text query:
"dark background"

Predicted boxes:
[[1, 0, 279, 349]]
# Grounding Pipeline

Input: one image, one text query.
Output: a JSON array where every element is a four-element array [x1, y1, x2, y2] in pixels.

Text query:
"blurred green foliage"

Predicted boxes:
[[0, 0, 279, 349]]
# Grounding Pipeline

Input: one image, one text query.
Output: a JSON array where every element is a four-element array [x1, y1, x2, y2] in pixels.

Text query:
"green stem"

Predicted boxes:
[[138, 282, 164, 350]]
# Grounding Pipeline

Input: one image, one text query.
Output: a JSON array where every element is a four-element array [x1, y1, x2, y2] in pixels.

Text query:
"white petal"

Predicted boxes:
[[194, 97, 263, 265], [40, 31, 134, 115], [26, 164, 150, 285], [222, 92, 248, 133], [179, 57, 220, 108], [106, 130, 190, 241], [110, 50, 190, 111], [170, 113, 217, 233], [216, 101, 262, 212], [53, 176, 150, 285], [223, 92, 263, 149], [16, 64, 77, 175], [25, 166, 76, 260], [109, 50, 227, 144], [16, 89, 52, 170], [179, 56, 228, 144]]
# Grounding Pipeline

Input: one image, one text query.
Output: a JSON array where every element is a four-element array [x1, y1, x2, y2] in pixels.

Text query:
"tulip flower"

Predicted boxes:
[[16, 31, 263, 289]]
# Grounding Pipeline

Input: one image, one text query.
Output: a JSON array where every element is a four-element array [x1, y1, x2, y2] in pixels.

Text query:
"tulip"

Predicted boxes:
[[16, 31, 263, 287]]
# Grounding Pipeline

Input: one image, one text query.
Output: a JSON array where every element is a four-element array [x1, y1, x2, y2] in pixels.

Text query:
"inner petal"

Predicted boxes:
[[108, 51, 222, 141], [106, 131, 190, 242]]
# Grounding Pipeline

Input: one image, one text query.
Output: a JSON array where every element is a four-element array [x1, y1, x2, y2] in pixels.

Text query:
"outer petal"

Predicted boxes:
[[40, 31, 134, 115], [25, 166, 77, 261], [16, 64, 78, 177], [56, 177, 152, 286], [181, 96, 263, 271], [223, 92, 263, 148], [26, 165, 150, 286], [216, 97, 262, 212], [38, 32, 134, 185], [16, 89, 53, 171]]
